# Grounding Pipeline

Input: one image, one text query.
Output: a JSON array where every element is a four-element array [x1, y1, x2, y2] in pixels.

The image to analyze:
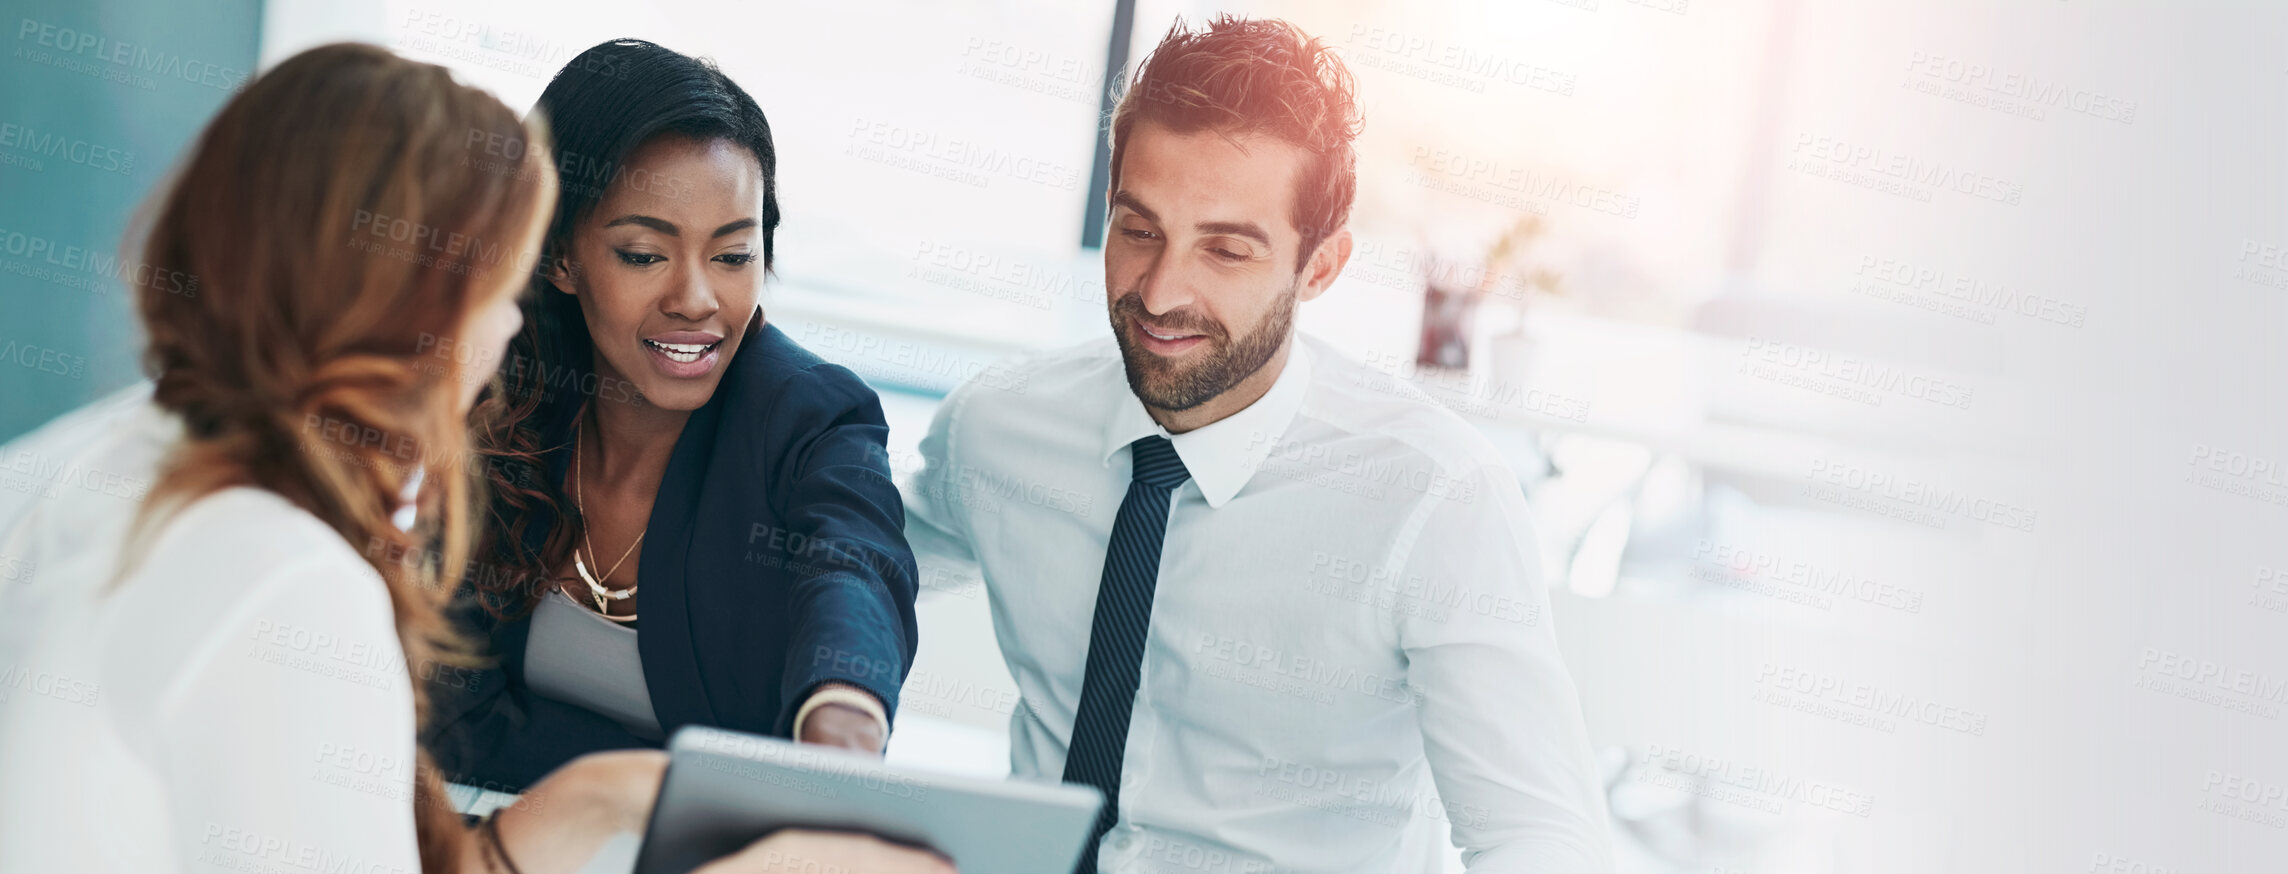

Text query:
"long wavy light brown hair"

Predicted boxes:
[[129, 43, 557, 872]]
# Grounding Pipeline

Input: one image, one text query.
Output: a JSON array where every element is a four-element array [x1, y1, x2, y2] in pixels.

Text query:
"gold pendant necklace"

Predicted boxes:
[[574, 418, 644, 622], [573, 552, 638, 622]]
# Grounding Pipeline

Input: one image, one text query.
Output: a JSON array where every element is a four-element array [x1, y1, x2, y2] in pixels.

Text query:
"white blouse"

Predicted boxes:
[[0, 386, 422, 873]]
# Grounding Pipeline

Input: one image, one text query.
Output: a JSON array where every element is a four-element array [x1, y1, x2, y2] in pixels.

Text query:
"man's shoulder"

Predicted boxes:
[[1296, 336, 1513, 481], [922, 337, 1126, 485]]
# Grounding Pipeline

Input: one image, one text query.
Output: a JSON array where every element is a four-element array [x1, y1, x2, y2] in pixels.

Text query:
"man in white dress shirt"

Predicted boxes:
[[904, 15, 1613, 874]]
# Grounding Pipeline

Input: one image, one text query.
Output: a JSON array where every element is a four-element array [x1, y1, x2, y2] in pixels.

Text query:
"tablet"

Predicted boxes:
[[632, 726, 1105, 874]]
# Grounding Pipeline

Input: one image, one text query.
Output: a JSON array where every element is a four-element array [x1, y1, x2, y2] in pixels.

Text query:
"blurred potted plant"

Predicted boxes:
[[1415, 214, 1565, 368]]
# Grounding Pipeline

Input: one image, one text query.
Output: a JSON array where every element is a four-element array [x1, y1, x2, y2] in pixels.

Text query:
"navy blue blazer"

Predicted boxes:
[[424, 318, 919, 792]]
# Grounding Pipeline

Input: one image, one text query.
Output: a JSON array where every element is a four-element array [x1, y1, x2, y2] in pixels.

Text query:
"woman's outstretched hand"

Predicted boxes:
[[796, 682, 889, 754], [798, 702, 888, 754]]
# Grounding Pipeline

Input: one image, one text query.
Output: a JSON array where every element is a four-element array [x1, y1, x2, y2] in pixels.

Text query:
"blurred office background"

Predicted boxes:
[[4, 1, 2284, 872]]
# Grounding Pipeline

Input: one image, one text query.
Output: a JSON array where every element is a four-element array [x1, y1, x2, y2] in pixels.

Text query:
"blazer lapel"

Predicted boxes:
[[634, 318, 748, 731]]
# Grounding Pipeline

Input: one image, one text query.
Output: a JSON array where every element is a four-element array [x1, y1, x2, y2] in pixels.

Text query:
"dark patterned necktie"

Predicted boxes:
[[1062, 435, 1190, 873]]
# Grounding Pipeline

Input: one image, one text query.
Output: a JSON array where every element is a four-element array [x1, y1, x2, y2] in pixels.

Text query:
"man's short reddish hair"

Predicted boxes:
[[1108, 15, 1362, 270]]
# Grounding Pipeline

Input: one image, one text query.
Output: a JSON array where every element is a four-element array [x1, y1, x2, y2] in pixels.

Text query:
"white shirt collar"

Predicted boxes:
[[1099, 339, 1314, 509]]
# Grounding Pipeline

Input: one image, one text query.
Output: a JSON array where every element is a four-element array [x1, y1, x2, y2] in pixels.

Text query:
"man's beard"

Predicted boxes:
[[1109, 280, 1297, 412]]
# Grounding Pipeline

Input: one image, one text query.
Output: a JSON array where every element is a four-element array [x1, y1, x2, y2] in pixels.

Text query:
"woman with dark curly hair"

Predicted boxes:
[[424, 39, 921, 794]]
